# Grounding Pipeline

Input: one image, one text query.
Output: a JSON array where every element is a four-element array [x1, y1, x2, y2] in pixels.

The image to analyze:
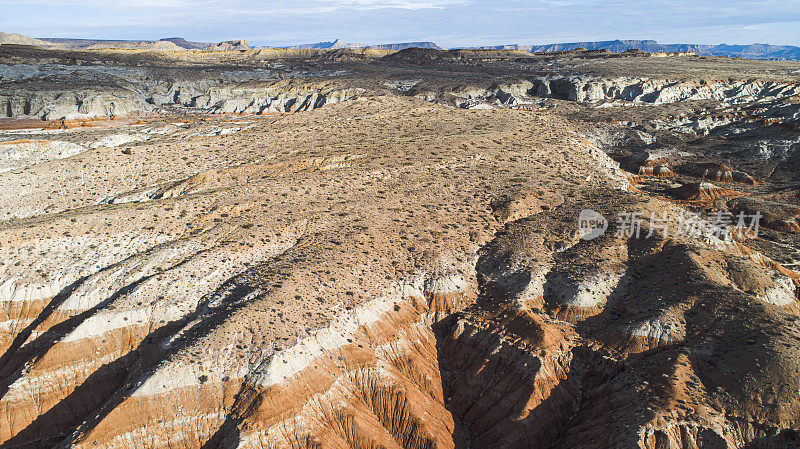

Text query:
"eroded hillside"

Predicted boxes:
[[1, 46, 800, 449]]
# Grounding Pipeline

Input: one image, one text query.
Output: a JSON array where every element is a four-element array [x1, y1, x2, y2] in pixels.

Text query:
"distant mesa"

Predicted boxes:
[[3, 32, 799, 60], [0, 33, 252, 52], [475, 39, 800, 60], [160, 37, 211, 50], [29, 37, 186, 51], [0, 32, 54, 48], [370, 42, 442, 51], [285, 39, 443, 51], [0, 33, 443, 53], [288, 39, 360, 49], [203, 39, 252, 51], [85, 40, 185, 51]]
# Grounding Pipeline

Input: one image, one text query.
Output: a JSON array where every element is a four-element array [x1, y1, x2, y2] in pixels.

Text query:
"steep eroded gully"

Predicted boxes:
[[209, 190, 800, 449], [434, 199, 800, 449]]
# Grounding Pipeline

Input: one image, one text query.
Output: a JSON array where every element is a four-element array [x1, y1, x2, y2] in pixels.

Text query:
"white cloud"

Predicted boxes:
[[2, 0, 464, 11]]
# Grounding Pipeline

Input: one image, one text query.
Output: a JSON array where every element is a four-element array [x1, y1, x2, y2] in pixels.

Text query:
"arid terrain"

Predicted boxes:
[[1, 44, 800, 449]]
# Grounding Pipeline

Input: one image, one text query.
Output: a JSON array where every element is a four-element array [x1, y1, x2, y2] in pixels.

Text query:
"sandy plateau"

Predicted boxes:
[[0, 44, 800, 448]]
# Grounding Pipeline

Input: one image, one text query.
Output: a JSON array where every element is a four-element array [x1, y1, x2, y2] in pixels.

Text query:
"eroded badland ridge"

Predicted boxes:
[[1, 44, 800, 448]]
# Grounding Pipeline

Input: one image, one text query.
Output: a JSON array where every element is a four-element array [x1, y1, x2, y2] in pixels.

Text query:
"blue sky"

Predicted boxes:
[[2, 0, 799, 47]]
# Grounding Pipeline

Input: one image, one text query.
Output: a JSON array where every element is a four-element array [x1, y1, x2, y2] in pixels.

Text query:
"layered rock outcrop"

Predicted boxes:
[[417, 77, 800, 110], [0, 62, 360, 120], [0, 139, 88, 172], [529, 77, 800, 104]]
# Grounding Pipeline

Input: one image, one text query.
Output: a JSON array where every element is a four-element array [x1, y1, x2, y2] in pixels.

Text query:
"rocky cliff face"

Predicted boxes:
[[530, 77, 800, 104], [0, 64, 360, 120], [416, 77, 800, 110]]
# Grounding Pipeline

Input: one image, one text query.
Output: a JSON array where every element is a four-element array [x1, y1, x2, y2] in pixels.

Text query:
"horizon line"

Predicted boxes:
[[11, 36, 800, 49]]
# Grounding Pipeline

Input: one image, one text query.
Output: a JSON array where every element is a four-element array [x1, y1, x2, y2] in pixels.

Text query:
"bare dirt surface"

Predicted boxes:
[[1, 45, 800, 449]]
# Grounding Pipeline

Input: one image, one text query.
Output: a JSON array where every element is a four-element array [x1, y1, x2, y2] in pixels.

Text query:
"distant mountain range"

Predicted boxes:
[[371, 42, 442, 51], [474, 40, 800, 60], [0, 32, 250, 52], [1, 33, 798, 60], [284, 39, 441, 51], [0, 33, 442, 52], [287, 39, 357, 49], [287, 38, 800, 59]]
